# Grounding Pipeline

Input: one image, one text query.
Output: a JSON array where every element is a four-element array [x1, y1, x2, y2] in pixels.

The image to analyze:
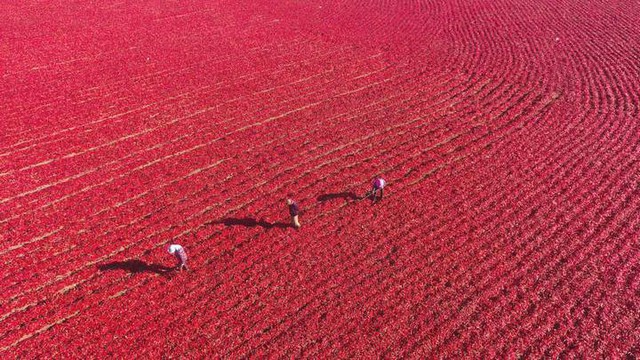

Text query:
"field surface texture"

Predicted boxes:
[[1, 0, 639, 358]]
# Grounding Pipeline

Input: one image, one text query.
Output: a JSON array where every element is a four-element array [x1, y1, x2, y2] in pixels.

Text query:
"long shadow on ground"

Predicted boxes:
[[317, 192, 360, 202], [215, 217, 291, 229], [98, 260, 174, 275]]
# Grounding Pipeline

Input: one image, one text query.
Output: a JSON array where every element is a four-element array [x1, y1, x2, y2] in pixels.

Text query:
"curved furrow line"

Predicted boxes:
[[573, 1, 640, 58], [380, 131, 604, 356], [613, 58, 640, 118], [595, 224, 640, 355], [610, 222, 640, 299], [473, 141, 639, 354], [532, 218, 640, 357], [563, 15, 640, 119], [458, 4, 636, 352], [347, 2, 430, 46], [555, 0, 637, 117], [550, 286, 610, 358], [370, 86, 616, 354], [405, 51, 559, 183], [443, 0, 522, 79], [503, 177, 640, 357], [424, 130, 616, 352], [430, 109, 636, 354], [582, 53, 624, 121], [421, 78, 629, 354]]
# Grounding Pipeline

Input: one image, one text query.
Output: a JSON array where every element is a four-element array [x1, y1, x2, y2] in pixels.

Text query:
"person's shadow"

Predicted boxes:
[[215, 217, 290, 229], [317, 192, 360, 202], [98, 260, 174, 276]]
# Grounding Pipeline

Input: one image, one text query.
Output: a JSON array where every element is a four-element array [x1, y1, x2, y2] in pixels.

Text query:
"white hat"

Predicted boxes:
[[167, 244, 181, 254]]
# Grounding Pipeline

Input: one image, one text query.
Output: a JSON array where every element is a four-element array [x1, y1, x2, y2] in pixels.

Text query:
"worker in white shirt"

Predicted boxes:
[[168, 244, 188, 271]]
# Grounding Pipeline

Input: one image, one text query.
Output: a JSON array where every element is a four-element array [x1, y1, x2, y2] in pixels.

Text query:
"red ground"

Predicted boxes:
[[1, 0, 639, 358]]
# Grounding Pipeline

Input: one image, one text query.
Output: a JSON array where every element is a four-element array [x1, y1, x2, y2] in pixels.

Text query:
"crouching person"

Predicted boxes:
[[366, 176, 386, 203], [168, 244, 188, 271]]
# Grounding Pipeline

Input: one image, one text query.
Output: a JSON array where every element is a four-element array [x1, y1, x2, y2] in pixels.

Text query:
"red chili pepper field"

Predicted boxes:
[[1, 0, 639, 357]]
